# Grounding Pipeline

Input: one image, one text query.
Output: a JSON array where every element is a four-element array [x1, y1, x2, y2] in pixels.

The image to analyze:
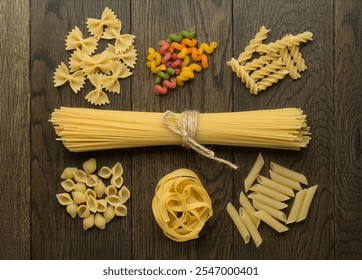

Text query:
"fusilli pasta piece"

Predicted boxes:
[[257, 68, 289, 91], [279, 48, 300, 79], [243, 53, 280, 72], [250, 58, 286, 81], [256, 32, 313, 53], [237, 26, 269, 65], [227, 58, 258, 94], [53, 62, 85, 93], [288, 45, 307, 72]]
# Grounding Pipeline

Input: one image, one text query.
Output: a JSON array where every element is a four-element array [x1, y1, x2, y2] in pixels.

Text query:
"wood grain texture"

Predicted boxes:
[[0, 0, 360, 260], [335, 0, 362, 259], [0, 0, 30, 259]]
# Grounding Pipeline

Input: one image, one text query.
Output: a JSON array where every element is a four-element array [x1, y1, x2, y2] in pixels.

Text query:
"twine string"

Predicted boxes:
[[162, 110, 238, 169]]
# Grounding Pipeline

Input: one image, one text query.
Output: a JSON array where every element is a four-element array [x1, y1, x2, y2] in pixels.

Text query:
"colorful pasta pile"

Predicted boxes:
[[146, 28, 217, 95], [53, 7, 137, 106], [227, 153, 318, 247], [152, 169, 213, 242], [56, 158, 130, 230], [227, 26, 313, 94]]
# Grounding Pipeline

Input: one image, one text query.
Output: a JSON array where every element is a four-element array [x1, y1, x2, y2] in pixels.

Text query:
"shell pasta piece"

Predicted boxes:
[[83, 213, 95, 230], [56, 193, 73, 206], [83, 158, 97, 174]]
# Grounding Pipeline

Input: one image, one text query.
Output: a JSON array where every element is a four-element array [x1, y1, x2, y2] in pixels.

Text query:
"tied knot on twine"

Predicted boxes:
[[162, 110, 238, 169]]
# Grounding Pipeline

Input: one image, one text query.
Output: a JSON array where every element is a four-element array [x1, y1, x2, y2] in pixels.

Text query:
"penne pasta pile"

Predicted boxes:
[[56, 158, 130, 230], [227, 153, 318, 247]]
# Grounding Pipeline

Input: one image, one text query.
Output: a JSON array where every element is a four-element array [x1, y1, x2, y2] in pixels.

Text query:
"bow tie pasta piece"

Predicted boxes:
[[53, 62, 85, 93], [86, 7, 119, 39], [69, 48, 84, 73], [101, 61, 132, 93], [85, 74, 110, 106], [65, 26, 99, 55], [81, 51, 113, 76], [107, 44, 138, 68]]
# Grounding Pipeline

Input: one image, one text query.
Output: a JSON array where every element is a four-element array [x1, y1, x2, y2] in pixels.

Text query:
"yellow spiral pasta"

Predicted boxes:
[[152, 169, 213, 242], [256, 32, 313, 54], [257, 68, 289, 91], [227, 58, 258, 94], [288, 45, 307, 72], [250, 59, 285, 81], [237, 26, 269, 65], [278, 48, 300, 80]]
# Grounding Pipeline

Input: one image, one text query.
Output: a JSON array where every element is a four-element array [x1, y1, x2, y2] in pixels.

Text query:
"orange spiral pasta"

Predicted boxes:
[[152, 169, 213, 242]]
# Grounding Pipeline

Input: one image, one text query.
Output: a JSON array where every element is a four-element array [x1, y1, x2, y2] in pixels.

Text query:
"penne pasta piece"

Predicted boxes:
[[257, 175, 295, 197], [270, 162, 308, 185], [248, 192, 288, 210], [269, 170, 302, 191], [82, 158, 97, 174], [72, 191, 87, 204], [95, 213, 106, 229], [244, 153, 264, 193], [114, 204, 127, 216], [297, 185, 318, 222], [239, 192, 260, 227], [56, 193, 73, 206], [94, 179, 106, 198], [98, 166, 112, 179], [226, 202, 250, 244], [252, 200, 286, 222], [83, 213, 95, 230], [253, 210, 289, 233], [73, 169, 87, 183], [239, 208, 263, 247], [103, 205, 115, 222], [61, 179, 76, 192], [60, 167, 77, 179], [118, 186, 130, 203], [66, 203, 78, 218], [286, 189, 307, 224], [77, 204, 90, 218], [249, 184, 290, 201]]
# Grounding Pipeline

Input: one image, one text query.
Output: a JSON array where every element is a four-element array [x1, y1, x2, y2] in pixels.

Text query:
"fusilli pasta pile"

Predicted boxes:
[[227, 26, 313, 94], [53, 7, 137, 106]]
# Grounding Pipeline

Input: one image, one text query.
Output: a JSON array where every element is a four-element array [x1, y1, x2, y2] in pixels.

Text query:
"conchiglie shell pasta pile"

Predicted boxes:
[[56, 158, 130, 230]]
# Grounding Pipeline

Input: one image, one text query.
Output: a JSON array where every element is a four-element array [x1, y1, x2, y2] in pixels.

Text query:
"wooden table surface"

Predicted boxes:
[[1, 0, 361, 260]]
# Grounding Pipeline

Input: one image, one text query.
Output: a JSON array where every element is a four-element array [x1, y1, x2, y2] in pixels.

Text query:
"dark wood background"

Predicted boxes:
[[1, 0, 361, 260]]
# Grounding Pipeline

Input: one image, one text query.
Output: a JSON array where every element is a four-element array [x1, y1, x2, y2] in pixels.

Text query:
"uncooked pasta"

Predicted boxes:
[[50, 107, 311, 169]]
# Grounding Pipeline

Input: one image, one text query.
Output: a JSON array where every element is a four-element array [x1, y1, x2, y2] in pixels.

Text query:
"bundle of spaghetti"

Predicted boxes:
[[50, 107, 311, 167], [228, 26, 313, 94]]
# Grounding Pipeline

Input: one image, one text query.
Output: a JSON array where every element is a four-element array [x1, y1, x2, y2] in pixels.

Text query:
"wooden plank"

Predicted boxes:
[[131, 0, 234, 259], [30, 0, 132, 259], [232, 0, 334, 259], [335, 0, 362, 259], [0, 0, 30, 259]]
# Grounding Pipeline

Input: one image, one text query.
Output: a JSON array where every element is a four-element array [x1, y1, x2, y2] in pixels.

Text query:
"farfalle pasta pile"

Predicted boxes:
[[146, 28, 217, 95], [53, 7, 137, 106], [227, 26, 313, 94], [56, 158, 130, 230]]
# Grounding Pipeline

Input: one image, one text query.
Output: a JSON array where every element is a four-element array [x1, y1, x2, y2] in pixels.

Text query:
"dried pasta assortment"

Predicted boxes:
[[56, 158, 130, 230], [152, 169, 213, 242], [227, 26, 313, 94], [227, 153, 318, 247], [53, 7, 137, 106], [146, 28, 217, 95]]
